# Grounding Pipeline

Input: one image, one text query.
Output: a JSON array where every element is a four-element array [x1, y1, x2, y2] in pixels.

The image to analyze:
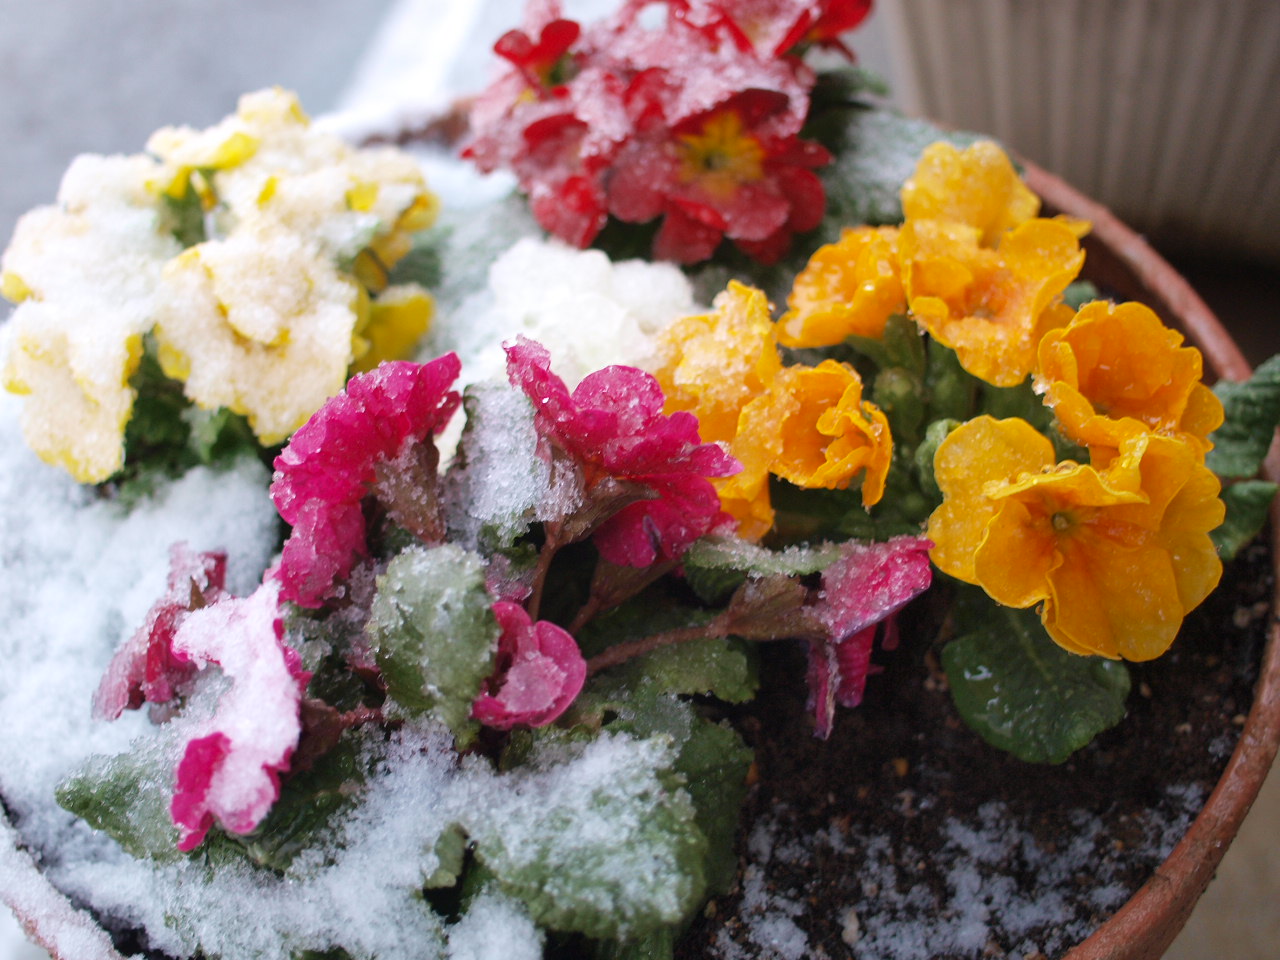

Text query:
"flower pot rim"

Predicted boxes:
[[1024, 158, 1280, 960], [1, 156, 1276, 960]]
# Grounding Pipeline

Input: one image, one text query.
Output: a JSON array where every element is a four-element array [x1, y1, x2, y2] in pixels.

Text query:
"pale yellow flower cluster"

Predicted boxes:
[[2, 88, 437, 482]]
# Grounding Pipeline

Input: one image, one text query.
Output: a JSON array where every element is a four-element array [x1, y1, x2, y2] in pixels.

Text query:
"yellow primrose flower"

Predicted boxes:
[[351, 284, 435, 374], [743, 361, 891, 500], [901, 140, 1041, 247], [1, 155, 180, 481], [928, 416, 1224, 660], [777, 226, 905, 347], [1036, 300, 1224, 458], [902, 216, 1084, 387], [152, 223, 360, 445]]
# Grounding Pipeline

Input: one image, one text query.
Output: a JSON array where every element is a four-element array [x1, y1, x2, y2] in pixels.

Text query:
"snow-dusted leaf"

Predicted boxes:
[[469, 733, 707, 941], [366, 544, 499, 739]]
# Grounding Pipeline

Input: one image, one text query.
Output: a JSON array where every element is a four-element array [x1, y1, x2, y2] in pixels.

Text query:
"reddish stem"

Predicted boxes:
[[527, 521, 563, 622], [586, 616, 731, 675]]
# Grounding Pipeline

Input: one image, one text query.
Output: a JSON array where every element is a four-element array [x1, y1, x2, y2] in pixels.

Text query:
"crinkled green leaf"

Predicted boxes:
[[818, 108, 982, 233], [873, 366, 926, 444], [1213, 480, 1279, 561], [366, 544, 498, 739], [602, 638, 759, 706], [943, 601, 1130, 764], [1208, 355, 1280, 479], [470, 733, 708, 941], [56, 740, 183, 863], [684, 536, 844, 578], [425, 823, 469, 889], [670, 718, 751, 896]]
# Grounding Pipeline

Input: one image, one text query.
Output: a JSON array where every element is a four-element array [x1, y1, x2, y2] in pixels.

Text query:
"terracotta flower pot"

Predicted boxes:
[[1, 159, 1276, 960]]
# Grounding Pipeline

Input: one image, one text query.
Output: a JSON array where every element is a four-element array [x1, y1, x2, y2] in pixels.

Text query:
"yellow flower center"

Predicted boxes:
[[676, 111, 764, 200]]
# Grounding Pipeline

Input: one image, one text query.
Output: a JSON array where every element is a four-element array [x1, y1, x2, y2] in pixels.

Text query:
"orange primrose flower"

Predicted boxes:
[[776, 225, 905, 348], [901, 140, 1041, 247], [1036, 300, 1224, 458], [902, 216, 1084, 387], [655, 281, 783, 540], [928, 416, 1224, 661], [741, 359, 892, 499]]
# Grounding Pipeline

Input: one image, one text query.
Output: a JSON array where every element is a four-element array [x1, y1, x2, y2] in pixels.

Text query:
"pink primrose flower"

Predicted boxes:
[[270, 356, 462, 608], [805, 536, 933, 738], [506, 336, 739, 566], [472, 600, 587, 729], [169, 580, 311, 851], [93, 543, 228, 720]]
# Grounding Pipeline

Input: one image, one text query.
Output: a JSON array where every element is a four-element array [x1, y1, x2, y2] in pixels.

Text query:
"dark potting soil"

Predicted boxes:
[[676, 536, 1272, 960]]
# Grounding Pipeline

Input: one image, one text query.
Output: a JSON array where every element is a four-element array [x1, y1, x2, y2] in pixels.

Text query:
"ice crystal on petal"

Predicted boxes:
[[271, 356, 462, 607], [472, 601, 586, 729], [505, 336, 738, 565], [168, 579, 310, 850], [93, 543, 228, 720]]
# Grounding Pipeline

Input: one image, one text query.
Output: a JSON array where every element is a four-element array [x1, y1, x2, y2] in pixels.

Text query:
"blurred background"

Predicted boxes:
[[0, 1, 1275, 957]]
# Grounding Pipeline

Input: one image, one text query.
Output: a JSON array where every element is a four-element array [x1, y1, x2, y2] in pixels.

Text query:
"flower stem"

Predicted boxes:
[[527, 520, 563, 622], [586, 616, 730, 675]]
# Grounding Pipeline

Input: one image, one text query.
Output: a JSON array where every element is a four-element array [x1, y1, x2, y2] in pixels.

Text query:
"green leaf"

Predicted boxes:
[[385, 232, 443, 290], [470, 733, 708, 941], [914, 418, 960, 501], [943, 601, 1131, 764], [1214, 480, 1279, 561], [1063, 280, 1100, 311], [160, 180, 207, 248], [670, 719, 752, 896], [1208, 355, 1280, 479], [366, 544, 499, 740], [924, 336, 978, 423], [683, 536, 844, 579], [818, 107, 983, 234], [218, 731, 368, 872], [56, 740, 184, 862], [587, 925, 677, 960], [594, 635, 759, 706]]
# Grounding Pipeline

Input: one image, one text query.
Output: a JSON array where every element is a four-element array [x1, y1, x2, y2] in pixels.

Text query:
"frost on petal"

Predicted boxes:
[[168, 580, 309, 849], [505, 336, 738, 564], [472, 601, 586, 729], [806, 537, 933, 738], [270, 355, 462, 607], [93, 543, 228, 720]]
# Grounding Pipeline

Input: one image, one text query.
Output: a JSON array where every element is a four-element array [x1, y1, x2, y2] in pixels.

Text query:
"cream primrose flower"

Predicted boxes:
[[1, 155, 181, 482], [153, 221, 361, 445], [147, 88, 439, 442], [1, 88, 439, 481]]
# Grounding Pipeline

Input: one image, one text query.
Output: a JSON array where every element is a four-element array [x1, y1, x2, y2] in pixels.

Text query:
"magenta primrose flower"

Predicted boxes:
[[472, 601, 587, 729], [270, 356, 463, 608], [93, 543, 228, 720], [506, 336, 739, 566], [168, 580, 311, 851], [805, 536, 933, 738]]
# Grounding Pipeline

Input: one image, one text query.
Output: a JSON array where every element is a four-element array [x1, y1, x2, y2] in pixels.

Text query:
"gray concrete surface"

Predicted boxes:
[[0, 0, 396, 248]]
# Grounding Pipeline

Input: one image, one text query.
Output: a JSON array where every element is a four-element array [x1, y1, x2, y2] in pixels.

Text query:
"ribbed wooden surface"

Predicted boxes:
[[880, 0, 1280, 263]]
